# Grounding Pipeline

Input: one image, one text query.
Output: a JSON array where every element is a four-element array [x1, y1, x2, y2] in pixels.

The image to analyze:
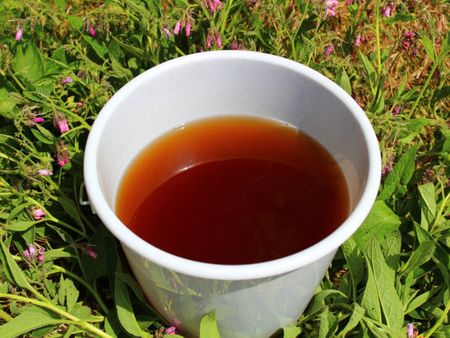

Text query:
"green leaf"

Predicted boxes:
[[283, 325, 301, 338], [0, 306, 61, 338], [352, 201, 401, 251], [44, 248, 74, 261], [0, 88, 18, 119], [0, 241, 32, 290], [67, 15, 83, 31], [13, 41, 45, 83], [378, 145, 418, 200], [361, 258, 382, 322], [200, 311, 221, 338], [401, 240, 435, 276], [335, 69, 352, 95], [418, 183, 437, 228], [31, 125, 55, 145], [114, 272, 144, 337], [366, 240, 404, 329], [358, 52, 377, 95], [6, 220, 36, 231], [57, 195, 84, 229], [64, 279, 79, 312], [339, 303, 365, 336], [342, 238, 365, 287], [83, 35, 108, 60], [421, 35, 436, 62]]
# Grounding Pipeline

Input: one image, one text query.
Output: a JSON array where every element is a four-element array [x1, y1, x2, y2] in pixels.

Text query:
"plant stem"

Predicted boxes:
[[423, 298, 450, 338], [375, 0, 382, 77], [0, 293, 112, 338], [409, 62, 438, 117]]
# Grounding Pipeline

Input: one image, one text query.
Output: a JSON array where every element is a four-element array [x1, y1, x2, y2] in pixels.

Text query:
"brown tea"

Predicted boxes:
[[116, 115, 349, 264]]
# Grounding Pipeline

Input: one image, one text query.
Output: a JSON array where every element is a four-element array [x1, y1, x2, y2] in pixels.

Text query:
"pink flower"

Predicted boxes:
[[15, 27, 23, 41], [324, 43, 335, 57], [173, 21, 182, 35], [345, 0, 353, 5], [402, 40, 410, 49], [185, 22, 192, 37], [354, 34, 361, 47], [382, 156, 394, 175], [326, 0, 338, 17], [163, 27, 172, 37], [206, 32, 214, 49], [215, 33, 222, 49], [88, 26, 96, 38], [86, 245, 97, 259], [61, 76, 73, 85], [32, 117, 45, 124], [204, 0, 222, 13], [37, 247, 45, 263], [24, 244, 36, 260], [382, 5, 393, 17], [404, 31, 415, 40], [37, 169, 53, 176], [56, 140, 70, 167], [407, 323, 415, 338], [53, 112, 70, 134], [392, 106, 401, 116], [31, 207, 45, 220], [164, 326, 177, 335]]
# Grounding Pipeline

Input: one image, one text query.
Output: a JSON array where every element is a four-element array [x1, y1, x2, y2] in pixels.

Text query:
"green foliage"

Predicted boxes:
[[0, 1, 448, 337]]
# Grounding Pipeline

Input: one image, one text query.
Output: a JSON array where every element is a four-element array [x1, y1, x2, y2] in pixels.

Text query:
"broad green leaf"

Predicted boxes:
[[67, 15, 83, 31], [405, 290, 433, 314], [83, 35, 108, 60], [31, 125, 55, 145], [358, 52, 377, 95], [306, 289, 347, 316], [381, 230, 402, 271], [114, 273, 145, 336], [335, 69, 352, 95], [318, 307, 330, 338], [70, 303, 102, 322], [57, 195, 84, 229], [400, 240, 435, 276], [115, 272, 146, 303], [421, 35, 436, 62], [339, 303, 365, 336], [44, 247, 74, 261], [0, 88, 18, 119], [105, 310, 121, 337], [6, 220, 36, 231], [352, 201, 401, 251], [13, 41, 45, 83], [418, 183, 437, 228], [342, 238, 365, 287], [58, 275, 66, 306], [200, 311, 221, 338], [0, 306, 61, 338], [283, 325, 301, 338], [64, 279, 79, 312], [361, 258, 382, 322], [367, 240, 404, 329], [378, 145, 417, 200], [0, 241, 32, 290]]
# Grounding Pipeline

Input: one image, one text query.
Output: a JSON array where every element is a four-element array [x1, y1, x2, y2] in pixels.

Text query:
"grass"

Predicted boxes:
[[0, 0, 449, 337]]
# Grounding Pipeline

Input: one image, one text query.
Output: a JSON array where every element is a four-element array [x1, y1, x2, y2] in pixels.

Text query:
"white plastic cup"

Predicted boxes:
[[84, 51, 381, 338]]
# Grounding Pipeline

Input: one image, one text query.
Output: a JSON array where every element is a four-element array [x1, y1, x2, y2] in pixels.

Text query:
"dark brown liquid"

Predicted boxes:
[[116, 116, 349, 264]]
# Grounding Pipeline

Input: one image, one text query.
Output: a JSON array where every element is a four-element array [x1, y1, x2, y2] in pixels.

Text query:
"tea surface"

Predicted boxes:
[[116, 115, 349, 264]]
